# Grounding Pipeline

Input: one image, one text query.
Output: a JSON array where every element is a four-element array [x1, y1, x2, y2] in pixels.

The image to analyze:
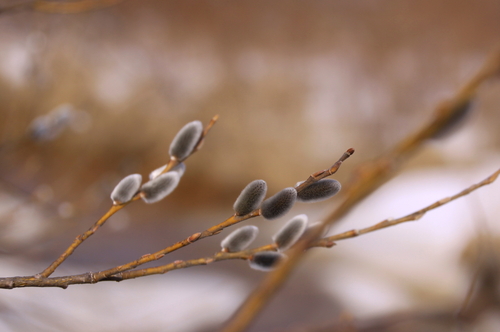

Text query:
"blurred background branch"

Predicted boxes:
[[1, 1, 500, 331]]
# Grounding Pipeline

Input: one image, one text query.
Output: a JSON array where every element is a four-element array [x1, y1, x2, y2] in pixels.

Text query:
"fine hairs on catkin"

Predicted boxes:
[[140, 172, 181, 204], [149, 162, 186, 180], [233, 180, 267, 216], [169, 121, 204, 161], [221, 225, 259, 252], [110, 174, 142, 204], [296, 179, 341, 203], [272, 214, 308, 251], [248, 251, 286, 271], [260, 187, 297, 220]]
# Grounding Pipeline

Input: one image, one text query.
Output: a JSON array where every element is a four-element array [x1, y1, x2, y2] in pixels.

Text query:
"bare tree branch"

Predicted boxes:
[[222, 51, 500, 332]]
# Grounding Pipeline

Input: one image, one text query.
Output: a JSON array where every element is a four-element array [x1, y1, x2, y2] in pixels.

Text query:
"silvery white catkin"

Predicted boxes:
[[272, 214, 308, 251], [149, 165, 166, 180], [171, 162, 186, 177], [260, 187, 297, 220], [248, 251, 286, 271], [296, 179, 341, 203], [149, 162, 186, 180], [220, 225, 259, 252], [169, 121, 203, 161], [140, 172, 180, 204], [110, 174, 142, 204], [233, 180, 267, 216]]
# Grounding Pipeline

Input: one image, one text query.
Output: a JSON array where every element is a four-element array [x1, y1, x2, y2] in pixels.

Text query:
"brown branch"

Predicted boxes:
[[222, 51, 500, 332], [89, 211, 259, 282], [0, 244, 276, 289], [0, 148, 352, 287], [1, 166, 497, 289], [38, 116, 218, 278], [314, 168, 500, 245], [89, 147, 352, 282], [38, 204, 125, 278]]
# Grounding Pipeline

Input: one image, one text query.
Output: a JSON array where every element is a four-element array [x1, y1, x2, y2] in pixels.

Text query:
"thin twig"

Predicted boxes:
[[0, 245, 276, 289], [2, 167, 496, 289], [38, 204, 124, 278], [38, 116, 218, 278], [222, 51, 500, 332], [90, 147, 351, 282], [314, 168, 500, 245], [0, 148, 352, 287]]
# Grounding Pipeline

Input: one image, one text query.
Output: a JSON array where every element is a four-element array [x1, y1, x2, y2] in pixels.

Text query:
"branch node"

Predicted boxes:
[[187, 232, 201, 243], [89, 272, 98, 284], [324, 241, 336, 248]]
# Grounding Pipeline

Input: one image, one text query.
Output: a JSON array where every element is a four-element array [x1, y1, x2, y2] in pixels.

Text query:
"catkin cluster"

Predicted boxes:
[[110, 121, 203, 205], [110, 118, 343, 273], [220, 170, 342, 271]]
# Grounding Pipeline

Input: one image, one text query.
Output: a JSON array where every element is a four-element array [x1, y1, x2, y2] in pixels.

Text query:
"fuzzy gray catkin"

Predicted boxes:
[[140, 172, 180, 204], [110, 174, 142, 204], [220, 225, 259, 252], [296, 179, 341, 203], [149, 163, 186, 180], [233, 180, 267, 216], [248, 252, 286, 271], [260, 187, 297, 220], [272, 214, 308, 251], [169, 121, 203, 161], [29, 104, 76, 142]]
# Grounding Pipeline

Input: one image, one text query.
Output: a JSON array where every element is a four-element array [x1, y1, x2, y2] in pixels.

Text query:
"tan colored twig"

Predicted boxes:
[[222, 51, 500, 332], [88, 211, 260, 282], [89, 147, 352, 282], [315, 168, 500, 245], [0, 148, 352, 287], [38, 204, 125, 278], [0, 244, 276, 289], [38, 116, 219, 278], [2, 166, 496, 289]]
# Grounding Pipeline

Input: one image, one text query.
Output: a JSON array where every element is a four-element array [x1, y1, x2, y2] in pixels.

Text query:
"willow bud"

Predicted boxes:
[[248, 251, 286, 271], [140, 172, 180, 204], [149, 163, 186, 180], [260, 187, 297, 220], [297, 179, 341, 203], [272, 214, 308, 251], [110, 174, 142, 204], [233, 180, 267, 216], [220, 225, 259, 252], [169, 121, 203, 160]]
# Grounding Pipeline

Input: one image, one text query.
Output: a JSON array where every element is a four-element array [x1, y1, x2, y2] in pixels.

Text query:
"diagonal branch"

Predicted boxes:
[[90, 148, 353, 282], [2, 166, 497, 290], [222, 51, 500, 332], [315, 167, 500, 245]]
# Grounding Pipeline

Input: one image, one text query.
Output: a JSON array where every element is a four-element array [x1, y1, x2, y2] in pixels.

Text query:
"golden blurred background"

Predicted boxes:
[[1, 0, 500, 331]]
